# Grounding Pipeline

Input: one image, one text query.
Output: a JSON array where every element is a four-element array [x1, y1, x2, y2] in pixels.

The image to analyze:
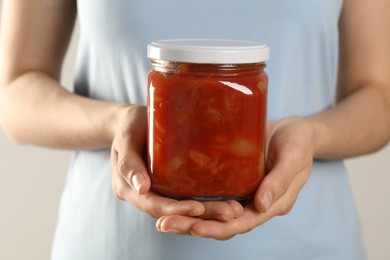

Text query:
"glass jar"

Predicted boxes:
[[147, 39, 270, 200]]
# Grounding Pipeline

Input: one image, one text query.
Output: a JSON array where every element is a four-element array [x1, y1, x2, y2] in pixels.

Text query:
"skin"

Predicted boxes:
[[1, 0, 390, 240]]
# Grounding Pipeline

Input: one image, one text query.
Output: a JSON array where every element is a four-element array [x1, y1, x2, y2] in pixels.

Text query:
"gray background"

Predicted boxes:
[[0, 2, 389, 259]]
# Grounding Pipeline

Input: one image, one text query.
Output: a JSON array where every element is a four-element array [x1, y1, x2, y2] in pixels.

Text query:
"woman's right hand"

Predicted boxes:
[[110, 105, 243, 221]]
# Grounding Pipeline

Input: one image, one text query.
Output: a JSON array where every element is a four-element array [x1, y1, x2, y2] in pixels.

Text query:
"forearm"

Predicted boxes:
[[0, 71, 125, 149], [309, 0, 390, 160], [309, 84, 390, 160]]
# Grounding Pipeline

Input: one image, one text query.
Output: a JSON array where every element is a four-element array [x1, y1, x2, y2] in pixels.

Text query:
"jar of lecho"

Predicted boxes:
[[147, 39, 270, 200]]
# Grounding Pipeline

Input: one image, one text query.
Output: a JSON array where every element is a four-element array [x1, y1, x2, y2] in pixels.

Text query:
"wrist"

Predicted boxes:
[[106, 103, 132, 143], [305, 116, 332, 160], [268, 116, 318, 158], [110, 104, 147, 140]]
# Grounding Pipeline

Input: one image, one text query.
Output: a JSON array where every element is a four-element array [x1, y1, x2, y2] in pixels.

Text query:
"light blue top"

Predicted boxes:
[[52, 1, 366, 259]]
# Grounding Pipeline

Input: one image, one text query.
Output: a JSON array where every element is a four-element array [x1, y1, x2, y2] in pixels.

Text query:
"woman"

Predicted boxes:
[[1, 0, 389, 259]]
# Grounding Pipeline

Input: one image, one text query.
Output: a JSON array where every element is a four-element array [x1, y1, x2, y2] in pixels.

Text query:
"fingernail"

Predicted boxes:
[[131, 172, 145, 193], [156, 216, 167, 231], [261, 191, 273, 212], [161, 228, 181, 234]]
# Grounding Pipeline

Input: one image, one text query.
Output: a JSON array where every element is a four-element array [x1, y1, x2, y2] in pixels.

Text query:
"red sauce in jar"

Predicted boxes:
[[147, 39, 269, 200]]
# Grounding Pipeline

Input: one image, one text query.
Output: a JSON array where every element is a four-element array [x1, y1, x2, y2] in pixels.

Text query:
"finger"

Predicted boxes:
[[199, 200, 244, 221], [254, 170, 294, 213], [267, 169, 310, 216], [225, 200, 244, 217], [111, 146, 129, 200], [157, 215, 230, 237], [198, 201, 236, 221], [156, 215, 203, 235], [112, 145, 205, 218], [114, 175, 205, 218], [122, 184, 205, 218], [114, 173, 205, 218], [254, 147, 312, 213], [115, 137, 151, 194], [145, 196, 206, 217], [180, 204, 272, 240], [156, 204, 264, 239], [191, 204, 268, 240]]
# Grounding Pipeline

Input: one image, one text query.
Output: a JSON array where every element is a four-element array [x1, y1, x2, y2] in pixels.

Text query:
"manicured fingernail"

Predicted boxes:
[[261, 191, 273, 211], [131, 172, 145, 193]]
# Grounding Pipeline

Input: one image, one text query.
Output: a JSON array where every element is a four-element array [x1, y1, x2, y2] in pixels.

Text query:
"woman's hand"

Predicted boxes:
[[111, 105, 243, 220], [156, 117, 315, 239]]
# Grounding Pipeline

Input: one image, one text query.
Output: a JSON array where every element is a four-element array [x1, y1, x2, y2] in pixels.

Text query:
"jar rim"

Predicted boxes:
[[147, 39, 270, 64]]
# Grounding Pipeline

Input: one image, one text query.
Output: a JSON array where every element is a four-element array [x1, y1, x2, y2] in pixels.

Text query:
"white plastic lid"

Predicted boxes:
[[147, 39, 270, 64]]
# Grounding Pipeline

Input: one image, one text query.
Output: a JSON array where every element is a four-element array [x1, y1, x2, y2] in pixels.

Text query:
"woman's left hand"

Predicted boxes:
[[156, 117, 315, 240]]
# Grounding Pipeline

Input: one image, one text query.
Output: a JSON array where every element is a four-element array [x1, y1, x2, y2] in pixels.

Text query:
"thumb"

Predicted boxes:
[[116, 139, 151, 195]]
